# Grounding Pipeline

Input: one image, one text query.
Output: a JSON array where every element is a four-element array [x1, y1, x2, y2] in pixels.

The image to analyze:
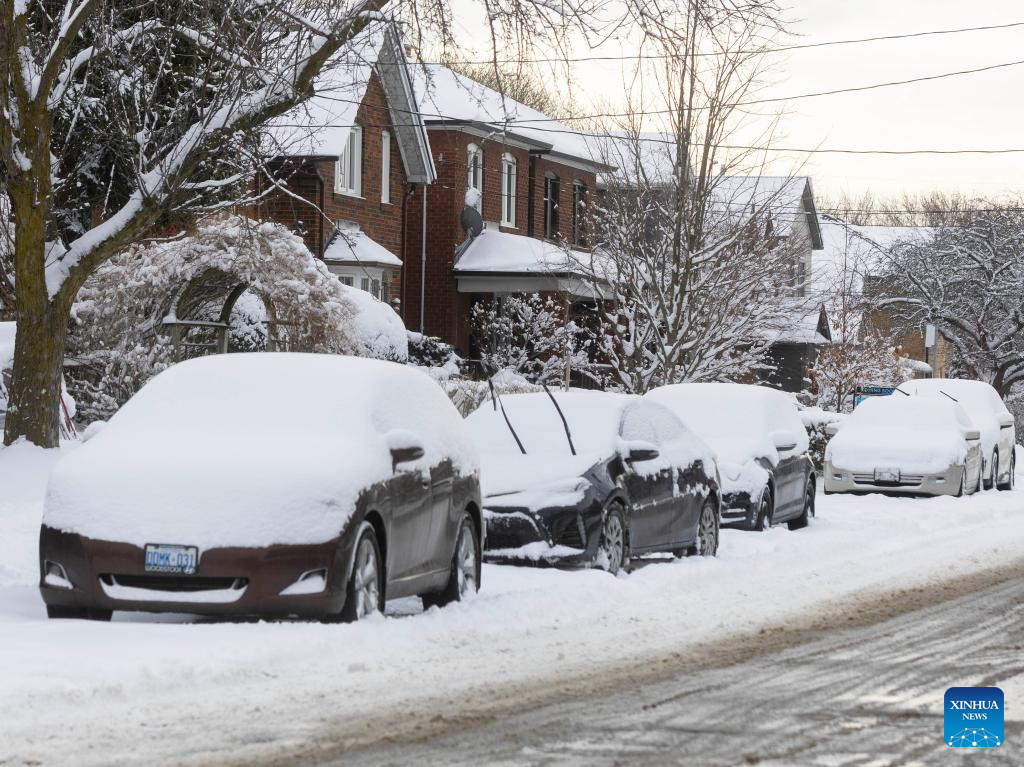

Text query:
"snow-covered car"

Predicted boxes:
[[39, 354, 482, 622], [899, 378, 1015, 491], [465, 390, 721, 574], [646, 383, 816, 531], [824, 396, 984, 496]]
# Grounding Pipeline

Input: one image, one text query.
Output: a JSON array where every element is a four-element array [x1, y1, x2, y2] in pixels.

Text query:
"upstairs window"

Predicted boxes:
[[381, 130, 391, 204], [501, 153, 517, 226], [572, 181, 588, 246], [466, 144, 483, 210], [544, 171, 560, 240], [336, 126, 362, 196]]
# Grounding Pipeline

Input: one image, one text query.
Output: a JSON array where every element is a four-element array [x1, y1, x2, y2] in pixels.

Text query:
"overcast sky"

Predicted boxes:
[[767, 0, 1024, 201]]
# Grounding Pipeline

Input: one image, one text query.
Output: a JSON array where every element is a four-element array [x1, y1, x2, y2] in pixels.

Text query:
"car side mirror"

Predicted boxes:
[[965, 429, 981, 442], [390, 445, 425, 469], [999, 414, 1015, 429], [770, 430, 798, 452], [623, 441, 660, 464]]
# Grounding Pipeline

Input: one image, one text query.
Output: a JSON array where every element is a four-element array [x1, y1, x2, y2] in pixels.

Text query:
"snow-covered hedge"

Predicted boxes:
[[799, 406, 846, 472], [68, 215, 407, 420]]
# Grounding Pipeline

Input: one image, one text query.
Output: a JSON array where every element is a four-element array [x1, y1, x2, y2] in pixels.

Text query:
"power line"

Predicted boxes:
[[408, 20, 1024, 66]]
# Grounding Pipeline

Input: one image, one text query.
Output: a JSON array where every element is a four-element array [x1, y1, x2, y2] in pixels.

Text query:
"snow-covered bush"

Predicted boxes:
[[470, 293, 598, 385], [438, 370, 542, 417], [799, 406, 846, 472], [68, 215, 407, 421]]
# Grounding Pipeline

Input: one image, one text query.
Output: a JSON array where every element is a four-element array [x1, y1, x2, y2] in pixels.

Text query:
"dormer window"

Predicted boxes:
[[336, 126, 362, 197], [466, 144, 482, 211], [501, 153, 516, 226]]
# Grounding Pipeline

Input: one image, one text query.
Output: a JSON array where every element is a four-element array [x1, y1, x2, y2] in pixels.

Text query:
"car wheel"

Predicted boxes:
[[753, 488, 773, 531], [955, 468, 966, 497], [788, 478, 815, 530], [422, 513, 480, 609], [596, 505, 626, 575], [976, 462, 984, 494], [695, 499, 719, 557], [341, 522, 383, 623], [46, 605, 112, 621], [998, 451, 1015, 491], [984, 450, 997, 491]]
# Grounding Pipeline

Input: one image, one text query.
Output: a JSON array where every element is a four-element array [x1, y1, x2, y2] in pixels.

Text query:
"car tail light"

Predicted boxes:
[[44, 561, 73, 590]]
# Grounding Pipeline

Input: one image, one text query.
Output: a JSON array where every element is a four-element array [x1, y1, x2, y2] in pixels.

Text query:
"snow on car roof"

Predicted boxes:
[[43, 354, 477, 549], [901, 378, 1009, 415]]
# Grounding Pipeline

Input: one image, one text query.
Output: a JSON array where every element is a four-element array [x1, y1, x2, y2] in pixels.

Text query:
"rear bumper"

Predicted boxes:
[[823, 462, 964, 497], [38, 525, 352, 618]]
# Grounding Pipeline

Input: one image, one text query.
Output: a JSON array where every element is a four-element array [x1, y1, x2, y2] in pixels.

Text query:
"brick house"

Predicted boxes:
[[266, 43, 611, 357], [261, 25, 435, 307]]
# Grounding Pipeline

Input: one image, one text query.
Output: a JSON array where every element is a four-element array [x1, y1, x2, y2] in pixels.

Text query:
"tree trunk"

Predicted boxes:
[[3, 301, 68, 448]]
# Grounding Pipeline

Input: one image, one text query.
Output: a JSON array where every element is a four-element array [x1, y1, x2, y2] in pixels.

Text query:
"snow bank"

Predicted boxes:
[[338, 282, 408, 360], [825, 396, 971, 474], [43, 354, 477, 548]]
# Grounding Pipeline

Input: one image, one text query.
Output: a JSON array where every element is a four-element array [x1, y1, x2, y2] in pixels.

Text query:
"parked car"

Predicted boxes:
[[646, 383, 815, 531], [899, 378, 1015, 491], [39, 354, 482, 622], [465, 390, 721, 574], [824, 395, 983, 496]]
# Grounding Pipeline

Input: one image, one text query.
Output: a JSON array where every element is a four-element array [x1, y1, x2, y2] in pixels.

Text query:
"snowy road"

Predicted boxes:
[[318, 575, 1024, 766], [1, 443, 1023, 766]]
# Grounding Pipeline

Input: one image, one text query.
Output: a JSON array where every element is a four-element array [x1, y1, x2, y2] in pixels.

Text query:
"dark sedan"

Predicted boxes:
[[647, 383, 816, 531], [465, 390, 722, 573], [40, 354, 482, 622]]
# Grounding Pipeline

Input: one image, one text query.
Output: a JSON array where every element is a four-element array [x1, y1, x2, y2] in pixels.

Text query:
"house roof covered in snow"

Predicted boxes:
[[323, 229, 402, 268], [275, 23, 435, 184], [814, 216, 933, 296], [454, 229, 594, 275], [710, 176, 823, 249], [411, 65, 611, 171], [757, 300, 831, 346]]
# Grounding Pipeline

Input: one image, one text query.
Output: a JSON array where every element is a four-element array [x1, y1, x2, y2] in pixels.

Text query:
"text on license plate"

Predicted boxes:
[[144, 544, 199, 574], [875, 468, 900, 482]]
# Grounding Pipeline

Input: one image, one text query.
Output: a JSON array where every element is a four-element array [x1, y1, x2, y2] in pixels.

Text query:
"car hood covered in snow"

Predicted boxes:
[[43, 354, 478, 549], [825, 397, 970, 475]]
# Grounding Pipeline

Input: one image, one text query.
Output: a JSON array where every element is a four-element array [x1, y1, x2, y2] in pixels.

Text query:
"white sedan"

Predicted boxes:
[[899, 378, 1015, 491], [824, 396, 983, 496]]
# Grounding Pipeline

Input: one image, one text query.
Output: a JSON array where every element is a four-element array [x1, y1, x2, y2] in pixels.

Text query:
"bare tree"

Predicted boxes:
[[879, 205, 1024, 397], [573, 0, 803, 392], [2, 0, 699, 447]]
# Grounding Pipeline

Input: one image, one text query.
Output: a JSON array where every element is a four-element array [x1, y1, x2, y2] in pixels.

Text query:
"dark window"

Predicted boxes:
[[544, 172, 560, 239], [572, 181, 588, 246]]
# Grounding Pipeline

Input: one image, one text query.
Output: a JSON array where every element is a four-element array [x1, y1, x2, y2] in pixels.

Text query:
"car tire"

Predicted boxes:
[[788, 478, 815, 530], [596, 504, 626, 575], [975, 463, 984, 494], [340, 522, 384, 623], [695, 499, 719, 556], [955, 468, 966, 497], [984, 450, 997, 491], [998, 450, 1015, 491], [422, 513, 480, 610], [46, 605, 112, 621], [753, 488, 773, 531]]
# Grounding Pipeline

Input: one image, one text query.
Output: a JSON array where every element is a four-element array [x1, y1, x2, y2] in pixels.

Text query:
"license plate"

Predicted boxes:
[[874, 468, 900, 483], [144, 544, 199, 575]]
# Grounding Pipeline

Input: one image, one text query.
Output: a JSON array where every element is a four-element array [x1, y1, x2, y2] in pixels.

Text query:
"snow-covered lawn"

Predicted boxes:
[[1, 441, 1023, 765]]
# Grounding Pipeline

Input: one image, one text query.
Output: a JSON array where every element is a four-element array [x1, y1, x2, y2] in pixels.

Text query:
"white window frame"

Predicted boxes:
[[338, 275, 354, 287], [380, 130, 391, 204], [335, 126, 362, 197], [361, 276, 370, 293], [501, 153, 516, 227], [466, 143, 482, 210]]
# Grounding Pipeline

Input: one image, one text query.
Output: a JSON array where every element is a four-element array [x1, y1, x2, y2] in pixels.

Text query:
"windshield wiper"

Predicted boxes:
[[939, 389, 959, 403], [894, 387, 910, 397], [489, 378, 526, 455], [542, 382, 577, 456]]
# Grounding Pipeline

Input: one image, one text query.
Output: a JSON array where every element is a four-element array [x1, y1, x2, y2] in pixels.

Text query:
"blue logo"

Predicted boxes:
[[945, 687, 1003, 747]]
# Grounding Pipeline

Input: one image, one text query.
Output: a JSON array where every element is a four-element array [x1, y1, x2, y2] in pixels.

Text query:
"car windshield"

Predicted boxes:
[[848, 396, 959, 432]]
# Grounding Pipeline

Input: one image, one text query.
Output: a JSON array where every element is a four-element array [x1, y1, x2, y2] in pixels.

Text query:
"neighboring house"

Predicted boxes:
[[760, 301, 833, 393], [262, 24, 435, 307], [402, 64, 611, 354], [816, 215, 949, 379]]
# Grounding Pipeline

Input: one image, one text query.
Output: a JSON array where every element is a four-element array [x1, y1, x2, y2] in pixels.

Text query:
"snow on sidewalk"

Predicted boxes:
[[1, 441, 1022, 765]]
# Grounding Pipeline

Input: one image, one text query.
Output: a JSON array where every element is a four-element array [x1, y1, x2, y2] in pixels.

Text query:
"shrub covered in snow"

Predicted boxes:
[[68, 215, 407, 420]]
